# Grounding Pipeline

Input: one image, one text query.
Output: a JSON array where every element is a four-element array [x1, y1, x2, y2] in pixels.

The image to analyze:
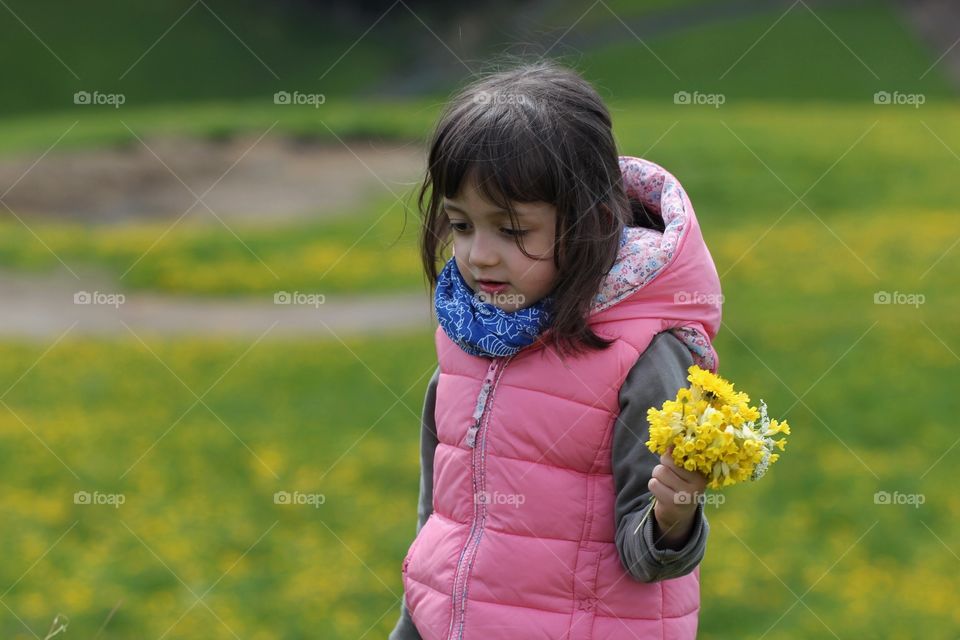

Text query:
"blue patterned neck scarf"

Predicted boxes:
[[434, 258, 555, 358]]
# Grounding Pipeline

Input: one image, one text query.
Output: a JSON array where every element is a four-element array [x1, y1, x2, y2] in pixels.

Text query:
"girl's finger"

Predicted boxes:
[[651, 464, 680, 494], [660, 450, 687, 472], [661, 451, 709, 489], [647, 477, 673, 504], [659, 453, 693, 485]]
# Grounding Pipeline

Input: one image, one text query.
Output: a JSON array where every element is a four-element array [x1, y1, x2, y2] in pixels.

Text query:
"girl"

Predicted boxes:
[[390, 60, 722, 640]]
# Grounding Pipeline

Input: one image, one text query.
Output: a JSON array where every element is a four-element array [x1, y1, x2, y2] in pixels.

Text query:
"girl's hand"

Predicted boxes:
[[648, 445, 707, 545]]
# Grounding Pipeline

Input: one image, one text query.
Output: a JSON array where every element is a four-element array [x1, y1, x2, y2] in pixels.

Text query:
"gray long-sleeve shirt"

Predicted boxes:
[[388, 331, 709, 639]]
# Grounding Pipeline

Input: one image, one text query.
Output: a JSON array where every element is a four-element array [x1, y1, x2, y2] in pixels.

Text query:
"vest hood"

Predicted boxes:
[[588, 156, 723, 371]]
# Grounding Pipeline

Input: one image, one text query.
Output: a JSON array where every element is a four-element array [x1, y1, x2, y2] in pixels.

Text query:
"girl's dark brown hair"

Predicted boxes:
[[418, 59, 665, 358]]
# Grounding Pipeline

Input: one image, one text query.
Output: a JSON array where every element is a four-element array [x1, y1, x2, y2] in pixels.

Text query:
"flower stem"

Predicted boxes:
[[633, 496, 657, 535]]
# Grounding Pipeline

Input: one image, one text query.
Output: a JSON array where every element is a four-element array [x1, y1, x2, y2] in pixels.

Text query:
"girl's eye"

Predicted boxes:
[[448, 221, 526, 237]]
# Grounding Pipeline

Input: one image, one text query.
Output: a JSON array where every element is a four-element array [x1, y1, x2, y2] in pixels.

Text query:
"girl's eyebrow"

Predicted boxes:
[[443, 202, 527, 218]]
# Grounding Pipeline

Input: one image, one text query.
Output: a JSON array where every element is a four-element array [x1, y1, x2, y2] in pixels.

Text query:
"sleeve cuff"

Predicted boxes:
[[641, 500, 706, 563]]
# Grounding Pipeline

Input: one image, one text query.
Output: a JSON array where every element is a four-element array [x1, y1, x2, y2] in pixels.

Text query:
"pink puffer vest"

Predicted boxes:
[[403, 157, 722, 639]]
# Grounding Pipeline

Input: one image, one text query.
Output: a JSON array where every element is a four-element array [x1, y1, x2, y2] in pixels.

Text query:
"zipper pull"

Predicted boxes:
[[464, 360, 499, 448], [465, 419, 480, 448], [464, 387, 487, 448]]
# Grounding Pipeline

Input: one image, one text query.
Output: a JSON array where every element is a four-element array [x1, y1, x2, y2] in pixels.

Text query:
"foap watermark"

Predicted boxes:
[[874, 290, 924, 308], [474, 491, 525, 508], [873, 91, 925, 108], [274, 290, 325, 308], [74, 290, 125, 308], [273, 90, 326, 108], [673, 491, 725, 508], [274, 490, 326, 508], [73, 90, 125, 108], [473, 90, 527, 106], [674, 291, 724, 305], [874, 490, 925, 509], [74, 490, 126, 509], [674, 91, 725, 108], [473, 291, 526, 308]]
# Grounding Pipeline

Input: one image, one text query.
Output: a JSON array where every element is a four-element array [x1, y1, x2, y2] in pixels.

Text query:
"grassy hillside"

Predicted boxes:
[[0, 0, 411, 116], [0, 0, 953, 119], [572, 2, 953, 101]]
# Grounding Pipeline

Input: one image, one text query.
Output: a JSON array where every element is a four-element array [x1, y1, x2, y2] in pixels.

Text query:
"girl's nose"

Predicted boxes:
[[467, 232, 499, 268]]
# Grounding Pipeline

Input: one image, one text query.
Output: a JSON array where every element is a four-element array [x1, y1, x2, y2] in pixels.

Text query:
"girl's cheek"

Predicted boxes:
[[515, 235, 553, 262]]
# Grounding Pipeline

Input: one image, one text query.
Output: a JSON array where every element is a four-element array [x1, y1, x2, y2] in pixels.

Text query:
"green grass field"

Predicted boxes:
[[3, 0, 959, 636], [1, 216, 957, 636], [0, 333, 438, 638], [2, 101, 959, 636]]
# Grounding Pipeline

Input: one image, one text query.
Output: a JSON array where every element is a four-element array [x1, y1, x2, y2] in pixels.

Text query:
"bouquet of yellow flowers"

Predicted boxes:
[[634, 365, 790, 534]]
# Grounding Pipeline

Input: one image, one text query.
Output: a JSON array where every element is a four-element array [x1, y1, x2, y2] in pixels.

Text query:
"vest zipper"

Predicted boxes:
[[447, 355, 509, 639], [464, 361, 498, 448]]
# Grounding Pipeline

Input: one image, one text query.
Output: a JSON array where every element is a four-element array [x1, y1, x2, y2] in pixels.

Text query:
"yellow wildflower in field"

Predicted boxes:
[[635, 365, 790, 533]]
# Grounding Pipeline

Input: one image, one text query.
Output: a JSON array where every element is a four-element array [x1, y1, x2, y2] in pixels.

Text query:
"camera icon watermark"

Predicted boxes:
[[73, 90, 125, 108], [474, 491, 526, 508], [74, 490, 126, 508], [674, 291, 724, 305], [873, 91, 925, 108], [873, 490, 924, 508], [673, 491, 725, 507], [873, 290, 924, 308], [273, 91, 326, 108], [274, 290, 325, 308], [473, 291, 525, 308], [74, 290, 125, 308], [273, 490, 326, 508], [472, 91, 527, 106], [674, 91, 726, 108]]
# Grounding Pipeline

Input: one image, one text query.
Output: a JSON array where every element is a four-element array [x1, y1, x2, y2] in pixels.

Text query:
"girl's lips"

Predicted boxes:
[[476, 281, 509, 293]]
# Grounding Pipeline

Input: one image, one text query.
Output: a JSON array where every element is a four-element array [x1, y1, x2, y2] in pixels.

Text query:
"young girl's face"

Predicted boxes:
[[443, 178, 558, 312]]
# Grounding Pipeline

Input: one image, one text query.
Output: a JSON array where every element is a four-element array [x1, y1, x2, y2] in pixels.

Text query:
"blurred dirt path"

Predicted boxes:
[[0, 269, 435, 340], [0, 136, 425, 225]]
